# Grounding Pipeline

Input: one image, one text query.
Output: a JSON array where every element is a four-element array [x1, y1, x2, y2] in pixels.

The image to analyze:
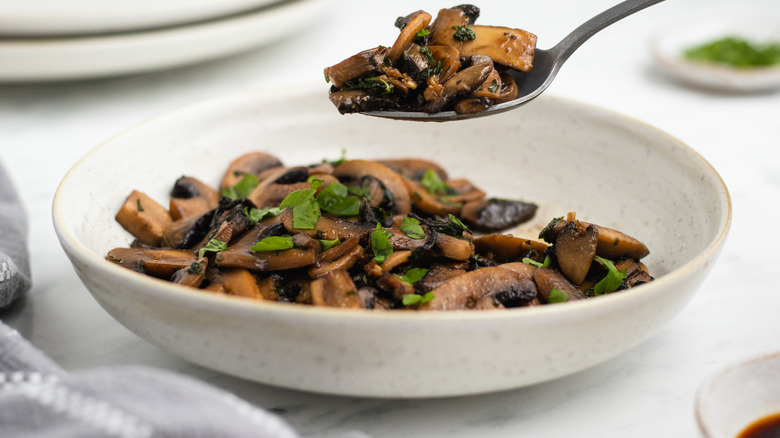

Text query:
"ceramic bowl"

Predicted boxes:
[[650, 18, 780, 92], [696, 352, 780, 438], [53, 86, 731, 398]]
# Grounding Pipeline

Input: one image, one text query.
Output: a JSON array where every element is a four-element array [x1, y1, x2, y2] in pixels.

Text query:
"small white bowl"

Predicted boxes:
[[53, 85, 731, 398], [650, 18, 780, 92], [696, 352, 780, 438]]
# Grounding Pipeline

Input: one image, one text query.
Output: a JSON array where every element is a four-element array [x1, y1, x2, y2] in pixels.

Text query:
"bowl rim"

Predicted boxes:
[[52, 85, 733, 324]]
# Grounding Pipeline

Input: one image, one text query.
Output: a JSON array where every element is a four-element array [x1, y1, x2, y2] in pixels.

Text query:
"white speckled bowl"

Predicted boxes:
[[53, 86, 731, 398]]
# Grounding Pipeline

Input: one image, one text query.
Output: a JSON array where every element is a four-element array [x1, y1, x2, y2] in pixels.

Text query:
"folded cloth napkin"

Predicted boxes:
[[0, 161, 304, 438], [0, 161, 31, 308]]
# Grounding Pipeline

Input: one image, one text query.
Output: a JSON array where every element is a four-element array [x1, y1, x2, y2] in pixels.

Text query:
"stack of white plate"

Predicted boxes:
[[0, 0, 332, 82]]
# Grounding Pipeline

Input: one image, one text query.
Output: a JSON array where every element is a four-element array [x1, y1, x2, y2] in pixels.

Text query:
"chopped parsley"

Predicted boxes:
[[222, 173, 260, 200], [280, 188, 320, 230], [319, 238, 341, 251], [308, 176, 325, 190], [684, 36, 780, 68], [198, 238, 227, 259], [418, 47, 442, 80], [347, 185, 372, 200], [322, 148, 348, 166], [488, 79, 499, 93], [187, 262, 204, 275], [245, 207, 282, 224], [371, 223, 394, 264], [522, 254, 552, 268], [344, 77, 393, 94], [547, 287, 569, 303], [400, 216, 425, 239], [316, 182, 361, 216], [402, 292, 435, 306], [539, 216, 564, 240], [395, 267, 429, 284], [136, 199, 144, 212], [415, 28, 430, 38], [593, 256, 627, 295], [252, 235, 294, 252], [452, 25, 477, 41], [420, 168, 453, 196]]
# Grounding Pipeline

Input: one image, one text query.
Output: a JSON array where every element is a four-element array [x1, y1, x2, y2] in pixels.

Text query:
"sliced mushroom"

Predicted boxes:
[[328, 89, 401, 115], [403, 176, 460, 217], [533, 267, 585, 303], [279, 209, 374, 241], [461, 198, 537, 231], [541, 215, 650, 260], [427, 7, 470, 52], [421, 267, 535, 311], [423, 57, 493, 113], [614, 259, 654, 288], [250, 181, 311, 209], [115, 190, 173, 247], [496, 261, 537, 278], [333, 160, 411, 215], [204, 268, 262, 300], [377, 158, 449, 181], [460, 25, 537, 72], [310, 270, 364, 309], [106, 248, 196, 279], [324, 46, 390, 89], [388, 10, 432, 63], [414, 263, 467, 293], [473, 234, 549, 262], [308, 244, 364, 279], [435, 233, 474, 261], [171, 258, 207, 288], [555, 221, 598, 285], [169, 176, 220, 221], [221, 152, 282, 191]]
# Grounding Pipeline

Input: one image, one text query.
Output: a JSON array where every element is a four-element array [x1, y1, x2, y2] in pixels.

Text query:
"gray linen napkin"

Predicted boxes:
[[0, 161, 301, 438], [0, 161, 31, 308]]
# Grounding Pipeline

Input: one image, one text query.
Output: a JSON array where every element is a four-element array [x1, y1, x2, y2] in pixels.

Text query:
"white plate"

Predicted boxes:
[[650, 18, 780, 92], [0, 0, 289, 37], [0, 0, 332, 82], [53, 86, 730, 398]]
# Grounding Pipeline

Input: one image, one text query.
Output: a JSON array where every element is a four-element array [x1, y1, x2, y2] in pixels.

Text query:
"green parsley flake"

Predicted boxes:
[[198, 238, 227, 259], [395, 267, 429, 284], [308, 177, 325, 190], [316, 182, 361, 216], [319, 238, 341, 251], [684, 36, 780, 68], [547, 287, 569, 304], [488, 79, 499, 93], [522, 254, 552, 268], [593, 256, 627, 295], [415, 28, 431, 38], [371, 223, 394, 264], [136, 199, 144, 212], [400, 217, 425, 239], [245, 207, 282, 224], [345, 77, 393, 94], [222, 173, 260, 200], [452, 25, 477, 41], [420, 168, 451, 196], [252, 235, 294, 252], [347, 185, 372, 200], [280, 189, 321, 230], [402, 292, 435, 306]]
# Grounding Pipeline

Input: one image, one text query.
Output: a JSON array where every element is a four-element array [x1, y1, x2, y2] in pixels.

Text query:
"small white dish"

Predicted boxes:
[[696, 351, 780, 438], [650, 18, 780, 92], [53, 85, 731, 398], [0, 0, 332, 82], [0, 0, 289, 37]]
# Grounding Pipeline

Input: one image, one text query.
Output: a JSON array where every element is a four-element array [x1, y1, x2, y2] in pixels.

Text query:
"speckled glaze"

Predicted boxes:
[[53, 86, 731, 398]]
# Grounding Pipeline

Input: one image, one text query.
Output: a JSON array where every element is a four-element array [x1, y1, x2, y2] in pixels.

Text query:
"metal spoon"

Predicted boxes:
[[363, 0, 665, 122]]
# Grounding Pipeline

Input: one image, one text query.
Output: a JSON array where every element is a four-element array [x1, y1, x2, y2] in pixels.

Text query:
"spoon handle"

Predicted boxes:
[[551, 0, 665, 61]]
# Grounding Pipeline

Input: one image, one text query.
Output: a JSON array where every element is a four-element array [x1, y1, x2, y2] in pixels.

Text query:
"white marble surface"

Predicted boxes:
[[1, 0, 779, 436]]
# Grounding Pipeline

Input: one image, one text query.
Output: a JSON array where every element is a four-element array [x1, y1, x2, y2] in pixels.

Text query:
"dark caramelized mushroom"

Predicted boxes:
[[461, 198, 537, 231], [423, 57, 493, 113], [388, 10, 432, 63], [169, 176, 220, 221], [333, 160, 411, 215], [533, 267, 585, 303], [107, 248, 196, 278], [324, 46, 390, 89], [311, 270, 365, 309]]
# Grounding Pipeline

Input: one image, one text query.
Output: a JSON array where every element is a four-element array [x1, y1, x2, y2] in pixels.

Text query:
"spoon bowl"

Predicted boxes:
[[364, 0, 665, 122]]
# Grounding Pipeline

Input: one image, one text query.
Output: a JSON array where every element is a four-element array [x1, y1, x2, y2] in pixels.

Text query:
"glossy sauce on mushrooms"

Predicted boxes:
[[107, 152, 653, 311]]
